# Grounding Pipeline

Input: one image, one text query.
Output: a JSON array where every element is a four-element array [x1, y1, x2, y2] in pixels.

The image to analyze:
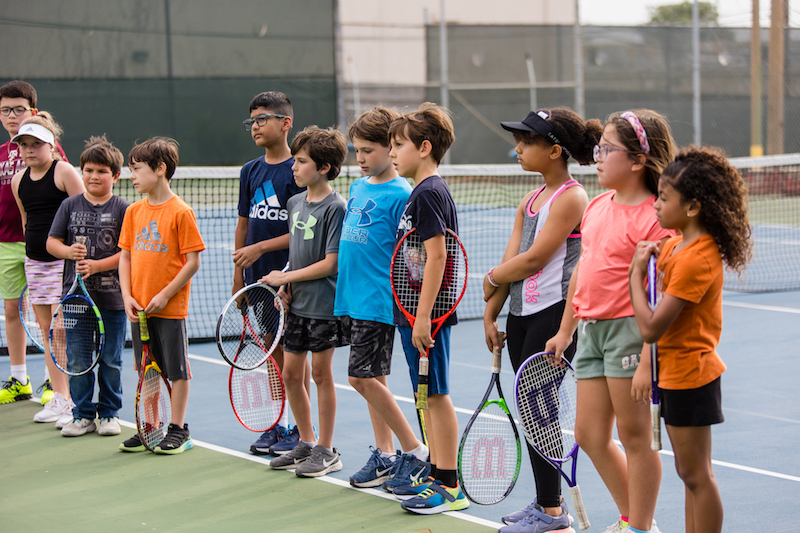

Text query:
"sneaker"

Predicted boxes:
[[154, 423, 193, 454], [98, 417, 122, 436], [33, 392, 72, 423], [55, 411, 73, 429], [270, 441, 313, 470], [269, 424, 302, 455], [61, 418, 97, 437], [0, 376, 33, 404], [613, 519, 659, 533], [119, 433, 146, 452], [401, 480, 469, 514], [499, 502, 574, 533], [36, 379, 54, 405], [503, 498, 573, 525], [349, 447, 397, 488], [381, 453, 431, 492], [295, 445, 343, 478], [392, 475, 435, 501], [249, 425, 286, 455]]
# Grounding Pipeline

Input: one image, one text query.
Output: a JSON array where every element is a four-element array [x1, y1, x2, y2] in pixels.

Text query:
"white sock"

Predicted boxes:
[[380, 450, 394, 459], [408, 443, 429, 461], [279, 412, 289, 429], [302, 440, 317, 448], [10, 365, 27, 383], [44, 366, 50, 381]]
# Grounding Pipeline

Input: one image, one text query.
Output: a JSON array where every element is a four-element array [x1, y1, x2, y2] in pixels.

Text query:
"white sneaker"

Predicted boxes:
[[33, 392, 70, 423], [55, 410, 74, 429], [61, 418, 97, 437], [97, 417, 121, 436]]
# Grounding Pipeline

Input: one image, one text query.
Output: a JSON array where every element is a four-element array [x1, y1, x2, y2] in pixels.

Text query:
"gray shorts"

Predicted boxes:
[[343, 318, 394, 379], [132, 317, 191, 381], [573, 316, 644, 379]]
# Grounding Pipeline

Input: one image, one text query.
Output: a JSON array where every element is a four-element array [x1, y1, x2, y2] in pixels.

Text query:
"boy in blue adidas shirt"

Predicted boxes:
[[334, 107, 429, 489]]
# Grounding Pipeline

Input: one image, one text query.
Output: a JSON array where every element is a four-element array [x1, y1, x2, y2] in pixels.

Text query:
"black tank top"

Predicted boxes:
[[18, 161, 69, 261]]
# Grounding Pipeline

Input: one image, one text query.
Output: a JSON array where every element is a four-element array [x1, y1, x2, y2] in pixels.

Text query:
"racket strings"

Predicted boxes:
[[219, 285, 282, 369], [461, 401, 518, 502], [138, 367, 171, 449], [230, 361, 284, 431], [52, 296, 102, 374], [517, 358, 578, 462]]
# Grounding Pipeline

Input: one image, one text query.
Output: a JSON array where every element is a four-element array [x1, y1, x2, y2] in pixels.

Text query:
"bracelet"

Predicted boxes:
[[487, 268, 500, 288]]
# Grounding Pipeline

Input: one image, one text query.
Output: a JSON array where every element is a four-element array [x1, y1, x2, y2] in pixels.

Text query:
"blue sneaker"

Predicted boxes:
[[249, 425, 286, 455], [503, 498, 573, 525], [268, 425, 315, 455], [392, 475, 435, 500], [349, 447, 397, 488], [381, 453, 430, 492], [401, 480, 469, 514], [499, 501, 574, 533]]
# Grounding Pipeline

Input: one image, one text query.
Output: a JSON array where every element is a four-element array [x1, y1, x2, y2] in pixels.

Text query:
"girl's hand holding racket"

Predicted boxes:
[[544, 331, 573, 366]]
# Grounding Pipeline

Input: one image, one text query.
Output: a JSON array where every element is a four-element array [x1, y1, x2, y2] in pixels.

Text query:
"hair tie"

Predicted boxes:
[[620, 111, 650, 154]]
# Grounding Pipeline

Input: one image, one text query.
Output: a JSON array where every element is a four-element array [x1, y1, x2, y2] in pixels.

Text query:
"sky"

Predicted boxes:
[[580, 0, 799, 27]]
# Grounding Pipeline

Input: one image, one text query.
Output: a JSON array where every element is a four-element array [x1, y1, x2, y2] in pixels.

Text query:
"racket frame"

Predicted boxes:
[[134, 311, 172, 452], [647, 255, 662, 451]]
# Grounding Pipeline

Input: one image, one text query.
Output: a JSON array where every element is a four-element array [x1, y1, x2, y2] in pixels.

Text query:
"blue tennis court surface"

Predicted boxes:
[[4, 288, 798, 532]]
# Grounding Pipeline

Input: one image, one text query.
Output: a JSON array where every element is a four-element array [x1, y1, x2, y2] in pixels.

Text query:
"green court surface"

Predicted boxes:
[[0, 401, 494, 533]]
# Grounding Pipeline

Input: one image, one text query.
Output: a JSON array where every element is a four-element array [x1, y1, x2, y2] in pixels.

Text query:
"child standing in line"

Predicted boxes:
[[335, 107, 429, 489], [117, 137, 205, 455], [483, 108, 602, 532], [545, 110, 677, 533], [10, 113, 84, 425], [262, 126, 348, 478], [47, 135, 130, 437], [386, 103, 469, 515], [629, 146, 751, 533]]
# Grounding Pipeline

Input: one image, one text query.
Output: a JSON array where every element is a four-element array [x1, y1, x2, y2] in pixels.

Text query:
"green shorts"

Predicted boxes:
[[0, 242, 27, 300], [573, 316, 644, 379]]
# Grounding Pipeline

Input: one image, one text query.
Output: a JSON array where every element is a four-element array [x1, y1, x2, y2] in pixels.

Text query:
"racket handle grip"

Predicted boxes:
[[138, 311, 150, 343], [491, 331, 504, 372], [651, 403, 662, 451], [568, 485, 591, 530], [416, 357, 429, 410]]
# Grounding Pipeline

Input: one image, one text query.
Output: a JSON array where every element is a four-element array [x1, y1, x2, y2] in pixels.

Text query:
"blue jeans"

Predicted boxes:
[[69, 308, 126, 419]]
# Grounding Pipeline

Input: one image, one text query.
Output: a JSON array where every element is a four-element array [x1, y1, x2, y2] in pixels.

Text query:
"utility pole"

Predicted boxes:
[[751, 0, 763, 156], [767, 0, 785, 155]]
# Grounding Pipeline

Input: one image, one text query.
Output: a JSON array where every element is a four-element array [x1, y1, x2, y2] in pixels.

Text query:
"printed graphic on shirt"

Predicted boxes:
[[291, 212, 317, 240], [249, 181, 288, 222], [134, 221, 169, 253], [341, 197, 377, 245]]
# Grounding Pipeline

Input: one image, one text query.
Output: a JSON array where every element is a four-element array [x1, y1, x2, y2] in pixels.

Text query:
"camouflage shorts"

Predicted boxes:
[[343, 318, 395, 379], [282, 312, 347, 354]]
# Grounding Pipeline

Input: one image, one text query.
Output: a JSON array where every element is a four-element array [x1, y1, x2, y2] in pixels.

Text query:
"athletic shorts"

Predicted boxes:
[[24, 257, 64, 305], [132, 317, 191, 381], [0, 242, 26, 300], [343, 317, 395, 379], [573, 316, 643, 379], [282, 311, 347, 354], [660, 377, 724, 427], [398, 325, 451, 395]]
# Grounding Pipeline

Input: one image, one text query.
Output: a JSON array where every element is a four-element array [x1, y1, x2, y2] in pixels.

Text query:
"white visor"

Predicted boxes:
[[10, 123, 55, 147]]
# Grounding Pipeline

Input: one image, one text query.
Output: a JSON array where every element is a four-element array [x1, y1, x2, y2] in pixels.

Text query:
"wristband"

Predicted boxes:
[[487, 268, 500, 288]]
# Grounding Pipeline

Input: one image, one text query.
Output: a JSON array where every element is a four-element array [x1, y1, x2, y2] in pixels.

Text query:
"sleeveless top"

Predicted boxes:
[[509, 179, 582, 317], [17, 161, 69, 261]]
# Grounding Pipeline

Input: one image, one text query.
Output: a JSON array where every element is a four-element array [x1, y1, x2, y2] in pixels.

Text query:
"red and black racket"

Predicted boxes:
[[134, 311, 172, 451], [390, 228, 467, 409]]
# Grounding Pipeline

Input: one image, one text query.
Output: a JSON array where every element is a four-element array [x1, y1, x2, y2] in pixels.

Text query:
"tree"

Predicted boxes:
[[648, 1, 719, 25]]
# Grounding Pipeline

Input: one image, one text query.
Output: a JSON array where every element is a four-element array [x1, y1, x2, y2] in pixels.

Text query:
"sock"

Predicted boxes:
[[278, 412, 289, 430], [408, 443, 429, 461], [438, 469, 458, 488], [627, 527, 647, 533], [10, 365, 27, 383], [302, 440, 317, 448], [620, 516, 629, 527], [44, 366, 50, 381], [380, 450, 393, 459], [430, 465, 438, 480]]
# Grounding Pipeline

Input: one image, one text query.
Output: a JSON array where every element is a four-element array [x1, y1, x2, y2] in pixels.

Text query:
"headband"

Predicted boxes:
[[10, 123, 55, 147], [500, 110, 572, 159], [620, 111, 650, 154]]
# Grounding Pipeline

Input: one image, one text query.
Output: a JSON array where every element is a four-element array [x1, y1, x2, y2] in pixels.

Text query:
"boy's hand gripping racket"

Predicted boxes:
[[457, 334, 521, 504], [391, 228, 467, 409], [135, 311, 172, 451], [19, 285, 44, 352], [515, 352, 590, 530], [647, 255, 662, 451]]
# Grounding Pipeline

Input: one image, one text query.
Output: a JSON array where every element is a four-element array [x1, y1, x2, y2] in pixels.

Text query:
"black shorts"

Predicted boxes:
[[660, 376, 724, 427], [343, 318, 395, 379], [132, 317, 191, 381], [282, 311, 347, 354]]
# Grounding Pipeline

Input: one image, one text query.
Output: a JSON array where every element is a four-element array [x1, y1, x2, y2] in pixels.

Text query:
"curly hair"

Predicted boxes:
[[511, 107, 603, 166], [608, 109, 676, 195], [661, 146, 752, 272]]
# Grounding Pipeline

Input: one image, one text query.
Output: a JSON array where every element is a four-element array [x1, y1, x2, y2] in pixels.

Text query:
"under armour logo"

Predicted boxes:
[[347, 198, 377, 226], [291, 212, 317, 240]]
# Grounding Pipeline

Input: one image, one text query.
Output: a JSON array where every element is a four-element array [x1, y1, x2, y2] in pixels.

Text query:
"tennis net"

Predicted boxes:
[[4, 153, 799, 349]]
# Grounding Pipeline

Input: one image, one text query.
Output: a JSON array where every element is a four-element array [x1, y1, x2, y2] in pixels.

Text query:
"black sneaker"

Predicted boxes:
[[154, 423, 193, 455], [119, 433, 146, 453]]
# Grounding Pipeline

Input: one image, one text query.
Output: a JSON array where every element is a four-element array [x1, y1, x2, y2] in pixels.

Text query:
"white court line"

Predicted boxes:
[[191, 352, 800, 484], [722, 301, 800, 314]]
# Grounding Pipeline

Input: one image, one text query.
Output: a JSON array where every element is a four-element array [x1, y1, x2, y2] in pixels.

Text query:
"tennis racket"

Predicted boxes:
[[19, 285, 44, 352], [135, 311, 172, 451], [229, 355, 285, 432], [458, 334, 521, 505], [50, 236, 105, 376], [515, 352, 590, 530], [391, 228, 467, 409], [217, 282, 284, 371], [647, 255, 662, 451]]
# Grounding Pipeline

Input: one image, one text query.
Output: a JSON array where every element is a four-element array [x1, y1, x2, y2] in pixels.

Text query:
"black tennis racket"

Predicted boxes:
[[458, 334, 521, 504], [50, 236, 105, 376], [229, 355, 285, 432], [19, 285, 44, 352], [135, 311, 172, 451], [515, 352, 590, 530], [390, 228, 468, 409], [217, 282, 284, 371], [647, 255, 662, 451]]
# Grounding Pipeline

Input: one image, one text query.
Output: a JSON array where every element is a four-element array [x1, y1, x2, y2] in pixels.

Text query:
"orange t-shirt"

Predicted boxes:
[[118, 195, 205, 319], [656, 234, 726, 390]]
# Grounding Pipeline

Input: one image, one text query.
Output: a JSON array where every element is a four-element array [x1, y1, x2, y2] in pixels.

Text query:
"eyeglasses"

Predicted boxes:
[[243, 113, 287, 131], [593, 144, 629, 163], [0, 106, 34, 117]]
